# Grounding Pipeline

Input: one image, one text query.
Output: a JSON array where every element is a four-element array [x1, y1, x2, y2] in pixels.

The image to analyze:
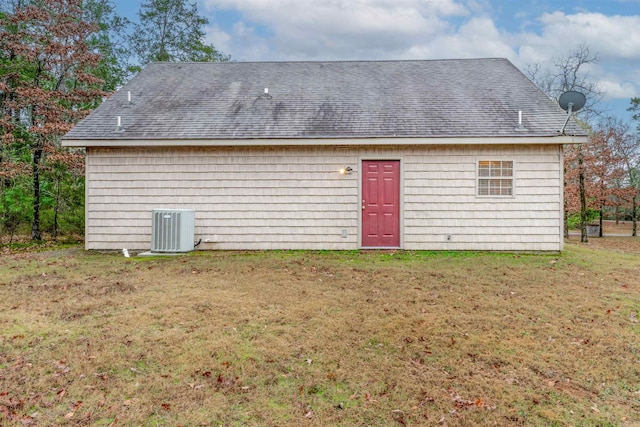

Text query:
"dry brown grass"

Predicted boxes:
[[600, 220, 636, 235], [1, 240, 639, 426]]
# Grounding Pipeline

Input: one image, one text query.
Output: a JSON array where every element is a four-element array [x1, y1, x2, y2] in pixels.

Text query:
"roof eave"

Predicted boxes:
[[62, 135, 588, 148]]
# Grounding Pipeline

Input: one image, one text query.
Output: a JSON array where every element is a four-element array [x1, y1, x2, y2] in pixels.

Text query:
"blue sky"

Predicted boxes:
[[113, 0, 640, 123]]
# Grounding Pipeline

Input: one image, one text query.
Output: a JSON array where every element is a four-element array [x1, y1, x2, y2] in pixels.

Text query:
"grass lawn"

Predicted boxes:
[[1, 238, 639, 426]]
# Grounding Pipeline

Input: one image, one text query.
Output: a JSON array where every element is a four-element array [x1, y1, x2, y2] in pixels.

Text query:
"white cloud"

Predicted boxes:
[[600, 79, 639, 100], [205, 24, 233, 55], [537, 12, 640, 60], [515, 12, 640, 66], [430, 16, 516, 59], [514, 11, 640, 102], [203, 0, 470, 60], [201, 0, 640, 107]]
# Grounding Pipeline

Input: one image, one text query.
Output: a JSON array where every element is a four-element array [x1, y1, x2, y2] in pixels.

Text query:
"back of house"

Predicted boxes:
[[63, 58, 587, 252]]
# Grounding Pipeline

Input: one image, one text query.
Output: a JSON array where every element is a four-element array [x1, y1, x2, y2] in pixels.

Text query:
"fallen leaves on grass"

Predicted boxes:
[[449, 390, 493, 410], [52, 360, 70, 376], [215, 373, 239, 389], [20, 414, 35, 425], [0, 395, 26, 424], [64, 400, 82, 418], [1, 244, 638, 425]]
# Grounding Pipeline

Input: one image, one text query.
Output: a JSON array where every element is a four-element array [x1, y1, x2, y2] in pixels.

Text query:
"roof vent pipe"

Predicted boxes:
[[127, 91, 131, 103], [515, 110, 526, 131], [116, 116, 123, 132], [264, 88, 268, 94]]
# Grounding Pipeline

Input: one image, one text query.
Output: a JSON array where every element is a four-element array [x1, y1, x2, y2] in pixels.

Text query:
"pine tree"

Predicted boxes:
[[131, 0, 229, 66]]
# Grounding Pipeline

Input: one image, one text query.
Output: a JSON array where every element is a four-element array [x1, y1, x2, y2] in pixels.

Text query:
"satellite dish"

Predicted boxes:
[[559, 91, 586, 113], [558, 90, 586, 135]]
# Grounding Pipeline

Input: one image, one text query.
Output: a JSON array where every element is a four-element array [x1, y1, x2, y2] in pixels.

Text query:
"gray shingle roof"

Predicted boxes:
[[64, 58, 585, 140]]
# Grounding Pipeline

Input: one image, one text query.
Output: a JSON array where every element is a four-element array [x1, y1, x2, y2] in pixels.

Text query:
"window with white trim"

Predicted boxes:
[[477, 160, 513, 196]]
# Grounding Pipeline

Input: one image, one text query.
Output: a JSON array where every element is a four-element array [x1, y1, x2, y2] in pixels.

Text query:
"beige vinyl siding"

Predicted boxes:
[[86, 146, 360, 250], [402, 144, 562, 251], [85, 143, 563, 251]]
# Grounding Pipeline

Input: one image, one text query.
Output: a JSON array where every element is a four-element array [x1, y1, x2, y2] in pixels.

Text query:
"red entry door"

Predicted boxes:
[[362, 160, 400, 248]]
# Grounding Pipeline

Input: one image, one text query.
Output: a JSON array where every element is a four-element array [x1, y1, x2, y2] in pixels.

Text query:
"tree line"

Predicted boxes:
[[1, 2, 639, 245], [0, 0, 228, 243]]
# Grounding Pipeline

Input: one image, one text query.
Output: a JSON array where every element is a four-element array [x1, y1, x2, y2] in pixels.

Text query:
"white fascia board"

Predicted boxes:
[[61, 135, 588, 148]]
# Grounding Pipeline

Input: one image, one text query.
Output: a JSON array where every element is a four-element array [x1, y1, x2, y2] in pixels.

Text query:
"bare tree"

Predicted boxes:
[[589, 119, 629, 235], [626, 99, 640, 234], [526, 44, 604, 243], [607, 112, 640, 236], [527, 43, 604, 121]]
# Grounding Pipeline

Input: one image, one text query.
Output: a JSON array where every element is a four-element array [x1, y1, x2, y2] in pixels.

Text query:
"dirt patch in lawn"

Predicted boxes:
[[567, 233, 640, 254], [601, 219, 636, 235], [1, 246, 639, 426]]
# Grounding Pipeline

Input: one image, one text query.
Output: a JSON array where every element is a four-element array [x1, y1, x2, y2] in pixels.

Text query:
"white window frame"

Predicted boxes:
[[476, 160, 514, 197]]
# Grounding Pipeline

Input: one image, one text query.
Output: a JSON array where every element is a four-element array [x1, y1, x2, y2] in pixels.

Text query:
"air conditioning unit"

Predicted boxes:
[[151, 209, 195, 253]]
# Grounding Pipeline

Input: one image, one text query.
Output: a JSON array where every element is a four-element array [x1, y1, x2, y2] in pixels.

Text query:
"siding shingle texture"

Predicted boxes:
[[64, 58, 584, 141]]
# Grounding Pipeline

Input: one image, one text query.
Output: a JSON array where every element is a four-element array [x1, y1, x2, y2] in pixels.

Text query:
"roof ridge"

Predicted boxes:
[[148, 58, 509, 65]]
